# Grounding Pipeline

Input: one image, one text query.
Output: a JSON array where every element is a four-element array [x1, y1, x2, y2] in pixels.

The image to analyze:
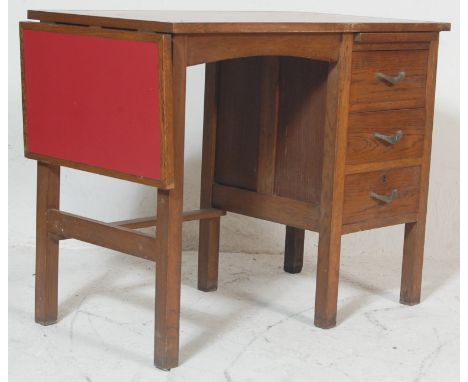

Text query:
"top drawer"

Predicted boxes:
[[349, 50, 429, 113]]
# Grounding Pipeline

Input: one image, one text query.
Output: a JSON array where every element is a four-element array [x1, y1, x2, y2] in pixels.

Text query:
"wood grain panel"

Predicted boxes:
[[186, 34, 340, 66], [256, 57, 280, 194], [343, 166, 421, 225], [346, 108, 425, 165], [215, 57, 263, 191], [212, 183, 320, 231], [274, 57, 329, 204], [350, 50, 428, 112]]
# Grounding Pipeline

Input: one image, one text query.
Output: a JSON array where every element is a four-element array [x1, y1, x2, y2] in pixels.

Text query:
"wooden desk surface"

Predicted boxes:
[[28, 10, 450, 34]]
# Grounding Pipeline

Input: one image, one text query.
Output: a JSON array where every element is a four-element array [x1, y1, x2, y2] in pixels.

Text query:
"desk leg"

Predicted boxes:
[[400, 221, 426, 305], [315, 224, 343, 328], [35, 161, 60, 325], [198, 218, 220, 291], [314, 34, 353, 329], [154, 36, 186, 370], [400, 38, 438, 306], [284, 226, 305, 274], [198, 63, 220, 292], [155, 189, 183, 370]]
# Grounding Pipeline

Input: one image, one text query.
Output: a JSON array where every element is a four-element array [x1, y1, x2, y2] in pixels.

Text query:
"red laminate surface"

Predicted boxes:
[[23, 29, 161, 179]]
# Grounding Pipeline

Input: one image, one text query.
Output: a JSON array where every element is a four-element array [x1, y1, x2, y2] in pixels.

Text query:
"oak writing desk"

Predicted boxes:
[[20, 10, 450, 369]]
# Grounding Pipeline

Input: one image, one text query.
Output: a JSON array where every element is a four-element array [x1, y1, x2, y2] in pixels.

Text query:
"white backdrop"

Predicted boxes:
[[8, 1, 459, 258]]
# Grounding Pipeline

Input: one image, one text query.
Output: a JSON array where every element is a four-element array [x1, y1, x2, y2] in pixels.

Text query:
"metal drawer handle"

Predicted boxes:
[[376, 71, 406, 85], [374, 130, 403, 145], [370, 189, 399, 204]]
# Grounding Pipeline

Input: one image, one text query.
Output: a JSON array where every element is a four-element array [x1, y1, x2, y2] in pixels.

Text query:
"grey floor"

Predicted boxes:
[[9, 243, 459, 382]]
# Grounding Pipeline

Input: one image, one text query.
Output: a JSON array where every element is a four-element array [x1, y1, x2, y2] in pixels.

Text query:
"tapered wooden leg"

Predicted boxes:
[[154, 35, 186, 370], [35, 162, 60, 325], [155, 189, 183, 370], [314, 34, 353, 329], [400, 221, 426, 305], [198, 62, 221, 292], [400, 38, 439, 307], [198, 218, 220, 291], [284, 226, 305, 274], [314, 228, 342, 328]]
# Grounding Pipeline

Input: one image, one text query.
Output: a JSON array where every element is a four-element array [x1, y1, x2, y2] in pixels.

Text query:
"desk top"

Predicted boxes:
[[28, 10, 450, 34]]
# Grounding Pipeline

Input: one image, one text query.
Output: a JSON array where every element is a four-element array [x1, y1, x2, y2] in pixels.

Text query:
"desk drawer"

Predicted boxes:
[[349, 50, 428, 112], [342, 166, 420, 225], [346, 109, 425, 165]]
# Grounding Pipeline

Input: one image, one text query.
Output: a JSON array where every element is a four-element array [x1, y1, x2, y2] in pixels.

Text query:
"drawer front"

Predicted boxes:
[[20, 22, 173, 187], [343, 166, 420, 225], [346, 109, 425, 165], [349, 50, 428, 112]]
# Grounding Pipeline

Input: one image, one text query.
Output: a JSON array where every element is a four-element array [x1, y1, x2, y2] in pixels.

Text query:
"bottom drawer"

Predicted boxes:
[[342, 166, 421, 226]]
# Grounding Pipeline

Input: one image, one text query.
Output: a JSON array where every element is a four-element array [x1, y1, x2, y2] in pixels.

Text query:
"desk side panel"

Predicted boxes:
[[21, 25, 166, 185]]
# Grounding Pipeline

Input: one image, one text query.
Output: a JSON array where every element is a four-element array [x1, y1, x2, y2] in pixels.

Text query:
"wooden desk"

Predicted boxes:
[[20, 10, 450, 369]]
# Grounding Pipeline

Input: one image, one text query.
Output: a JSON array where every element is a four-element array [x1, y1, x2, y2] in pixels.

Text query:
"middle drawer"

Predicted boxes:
[[346, 108, 425, 166]]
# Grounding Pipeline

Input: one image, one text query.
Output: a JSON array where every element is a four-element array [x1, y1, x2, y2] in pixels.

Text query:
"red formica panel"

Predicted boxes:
[[22, 29, 162, 180]]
